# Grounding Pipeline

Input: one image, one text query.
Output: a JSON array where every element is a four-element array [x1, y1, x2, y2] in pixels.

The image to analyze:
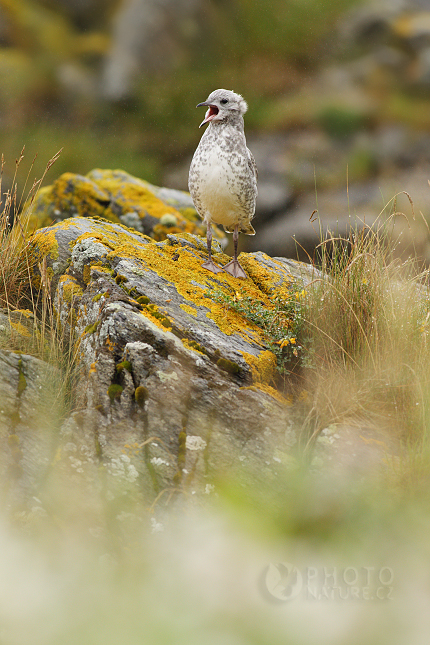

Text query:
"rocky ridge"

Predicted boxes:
[[1, 168, 323, 505]]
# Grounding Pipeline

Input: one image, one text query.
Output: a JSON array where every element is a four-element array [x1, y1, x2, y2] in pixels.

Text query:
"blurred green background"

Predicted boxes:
[[0, 0, 364, 180], [0, 0, 370, 181], [5, 0, 430, 260]]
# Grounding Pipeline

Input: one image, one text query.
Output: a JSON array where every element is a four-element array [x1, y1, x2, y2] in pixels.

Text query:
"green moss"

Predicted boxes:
[[137, 295, 150, 305], [144, 303, 172, 328], [217, 357, 241, 375], [115, 274, 127, 285], [93, 293, 103, 302], [84, 320, 100, 334], [10, 321, 31, 338], [134, 385, 148, 407], [182, 339, 208, 355], [116, 360, 132, 374], [17, 359, 27, 396], [107, 384, 123, 403]]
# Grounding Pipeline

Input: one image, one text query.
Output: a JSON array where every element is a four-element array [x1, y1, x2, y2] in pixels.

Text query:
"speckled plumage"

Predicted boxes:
[[188, 89, 257, 236]]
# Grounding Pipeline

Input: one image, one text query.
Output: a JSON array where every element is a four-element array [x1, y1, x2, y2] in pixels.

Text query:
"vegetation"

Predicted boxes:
[[2, 155, 430, 642], [298, 208, 430, 463], [0, 148, 76, 408], [208, 200, 430, 487], [209, 287, 306, 375]]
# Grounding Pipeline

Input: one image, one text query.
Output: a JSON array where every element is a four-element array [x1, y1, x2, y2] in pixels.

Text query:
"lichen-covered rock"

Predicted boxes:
[[0, 349, 61, 505], [29, 216, 313, 496], [27, 168, 225, 246], [0, 308, 35, 342]]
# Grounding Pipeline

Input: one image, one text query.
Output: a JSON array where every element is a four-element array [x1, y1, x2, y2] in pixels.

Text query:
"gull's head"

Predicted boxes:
[[196, 89, 248, 128]]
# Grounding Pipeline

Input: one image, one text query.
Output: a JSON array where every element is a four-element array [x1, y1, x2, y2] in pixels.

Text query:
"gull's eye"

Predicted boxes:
[[220, 98, 229, 105]]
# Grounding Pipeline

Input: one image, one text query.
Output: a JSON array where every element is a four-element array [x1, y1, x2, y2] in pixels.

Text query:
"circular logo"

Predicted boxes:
[[259, 562, 303, 603]]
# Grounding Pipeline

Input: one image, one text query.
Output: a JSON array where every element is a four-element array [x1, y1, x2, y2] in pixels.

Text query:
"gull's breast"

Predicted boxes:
[[192, 146, 251, 227]]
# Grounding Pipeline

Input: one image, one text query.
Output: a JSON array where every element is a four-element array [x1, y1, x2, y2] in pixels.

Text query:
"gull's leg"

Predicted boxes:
[[222, 225, 247, 279], [202, 221, 224, 274]]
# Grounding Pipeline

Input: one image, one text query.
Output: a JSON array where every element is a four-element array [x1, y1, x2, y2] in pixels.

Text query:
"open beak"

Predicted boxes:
[[197, 101, 219, 128]]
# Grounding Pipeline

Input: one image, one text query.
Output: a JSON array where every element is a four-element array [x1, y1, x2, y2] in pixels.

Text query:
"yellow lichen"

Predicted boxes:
[[139, 306, 172, 332], [181, 338, 207, 355], [241, 384, 293, 405], [10, 321, 31, 338], [29, 225, 60, 262], [239, 254, 293, 298], [52, 172, 115, 221], [116, 240, 267, 344], [82, 265, 91, 284], [58, 275, 83, 303], [241, 350, 278, 385], [180, 304, 198, 317], [29, 215, 298, 403], [14, 309, 33, 319]]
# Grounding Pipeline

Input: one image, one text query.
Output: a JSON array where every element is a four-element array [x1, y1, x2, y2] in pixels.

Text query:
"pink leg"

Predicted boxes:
[[222, 225, 247, 279], [202, 221, 224, 274]]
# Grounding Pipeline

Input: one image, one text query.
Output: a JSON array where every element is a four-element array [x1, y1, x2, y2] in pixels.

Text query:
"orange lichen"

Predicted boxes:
[[105, 335, 116, 352]]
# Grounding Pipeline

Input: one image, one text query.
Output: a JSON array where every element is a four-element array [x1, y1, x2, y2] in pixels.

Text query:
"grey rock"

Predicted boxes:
[[0, 350, 61, 505], [29, 217, 303, 497]]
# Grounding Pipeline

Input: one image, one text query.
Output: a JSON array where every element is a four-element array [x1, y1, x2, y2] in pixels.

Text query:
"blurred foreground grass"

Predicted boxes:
[[1, 436, 430, 645]]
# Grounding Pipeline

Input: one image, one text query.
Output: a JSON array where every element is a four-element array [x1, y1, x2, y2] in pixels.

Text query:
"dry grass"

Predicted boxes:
[[297, 201, 430, 477], [0, 147, 78, 403], [0, 146, 61, 309]]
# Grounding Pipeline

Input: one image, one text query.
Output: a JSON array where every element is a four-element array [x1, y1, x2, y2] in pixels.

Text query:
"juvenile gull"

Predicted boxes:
[[188, 89, 258, 279]]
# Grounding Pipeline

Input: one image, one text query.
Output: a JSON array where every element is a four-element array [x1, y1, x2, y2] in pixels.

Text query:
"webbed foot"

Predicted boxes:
[[222, 259, 247, 279], [202, 259, 224, 274]]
